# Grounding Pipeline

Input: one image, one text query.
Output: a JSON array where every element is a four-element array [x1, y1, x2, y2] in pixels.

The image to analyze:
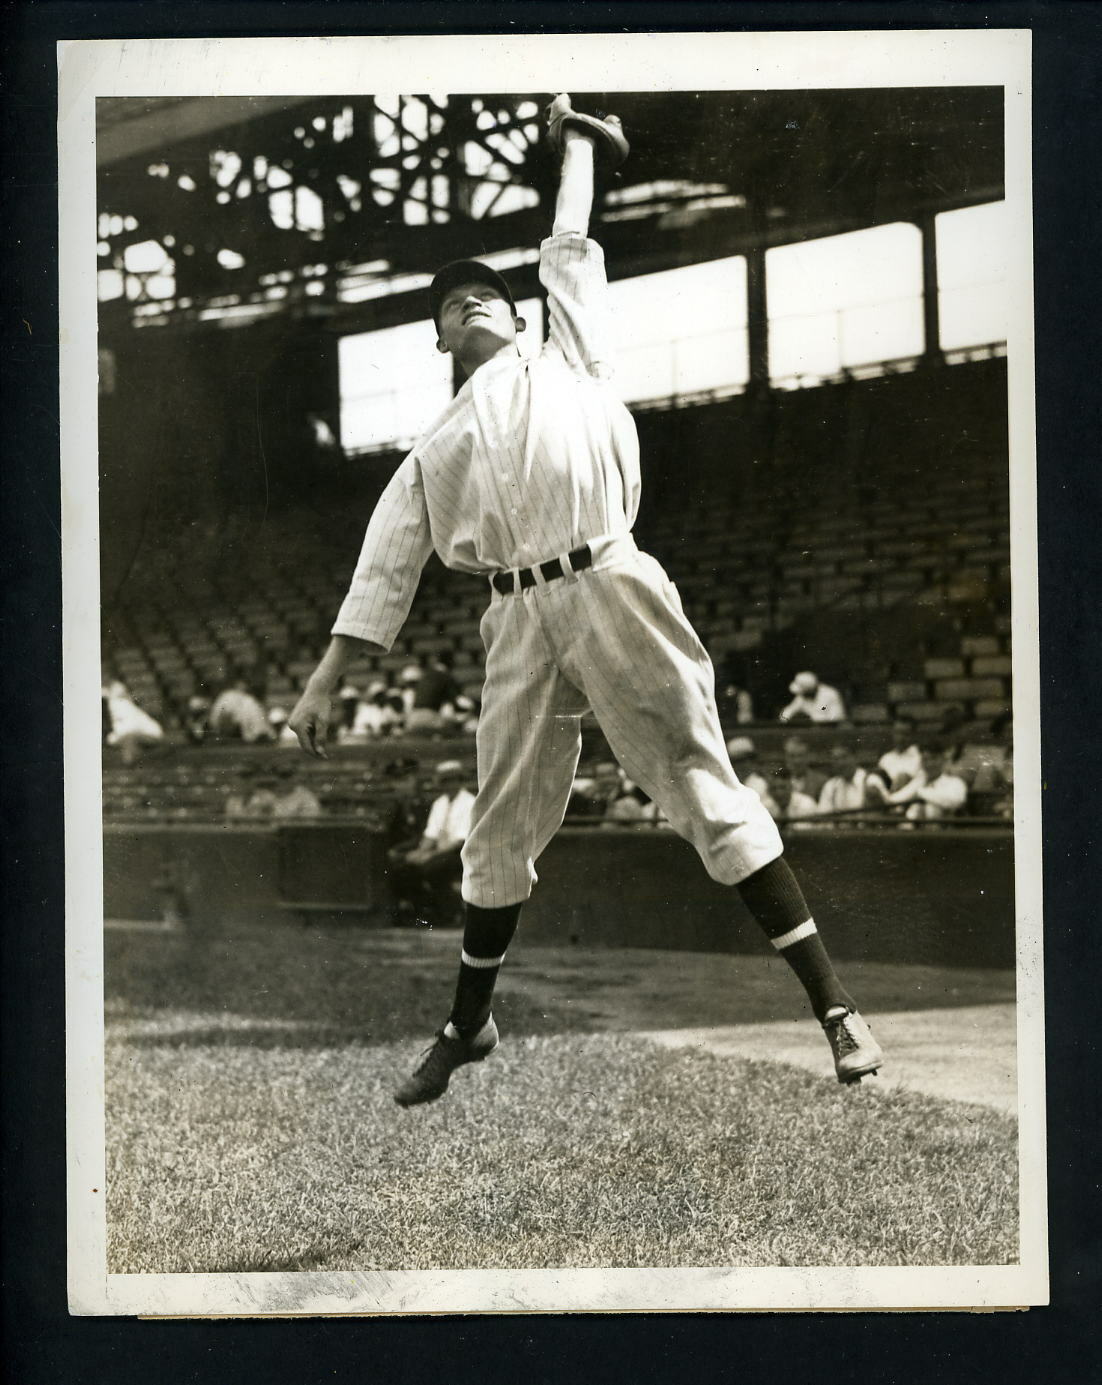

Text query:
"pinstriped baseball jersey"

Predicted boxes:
[[332, 233, 640, 651]]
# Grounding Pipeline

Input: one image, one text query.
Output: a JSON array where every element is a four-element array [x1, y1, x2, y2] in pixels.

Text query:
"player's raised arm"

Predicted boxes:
[[541, 96, 630, 378]]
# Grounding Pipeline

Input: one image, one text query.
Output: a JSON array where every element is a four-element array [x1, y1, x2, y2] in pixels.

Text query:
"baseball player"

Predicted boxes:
[[289, 95, 884, 1105]]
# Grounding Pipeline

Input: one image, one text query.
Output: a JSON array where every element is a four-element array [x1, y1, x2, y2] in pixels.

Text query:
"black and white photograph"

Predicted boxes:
[[60, 30, 1045, 1314]]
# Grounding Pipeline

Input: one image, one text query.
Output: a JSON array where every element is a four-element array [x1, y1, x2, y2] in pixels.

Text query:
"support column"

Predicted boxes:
[[919, 212, 943, 366], [745, 240, 769, 395]]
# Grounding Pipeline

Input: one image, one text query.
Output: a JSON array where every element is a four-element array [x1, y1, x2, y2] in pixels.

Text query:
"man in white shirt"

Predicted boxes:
[[290, 96, 882, 1103], [877, 716, 922, 791], [209, 675, 274, 744], [779, 671, 847, 724], [759, 768, 820, 825], [388, 760, 474, 927], [868, 741, 968, 821], [103, 680, 164, 765], [818, 744, 877, 818], [725, 737, 770, 802]]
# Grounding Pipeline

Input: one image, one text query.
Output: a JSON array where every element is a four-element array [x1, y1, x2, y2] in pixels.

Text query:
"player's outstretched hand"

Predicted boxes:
[[288, 686, 332, 759], [546, 93, 630, 168]]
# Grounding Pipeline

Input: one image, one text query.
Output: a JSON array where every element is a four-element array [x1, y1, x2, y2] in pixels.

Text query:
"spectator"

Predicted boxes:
[[725, 736, 770, 800], [267, 705, 301, 746], [714, 653, 755, 726], [103, 680, 164, 765], [346, 679, 399, 740], [208, 673, 274, 744], [779, 670, 847, 724], [760, 767, 819, 825], [877, 715, 922, 791], [568, 761, 614, 819], [387, 760, 474, 926], [272, 762, 322, 819], [224, 763, 258, 819], [397, 663, 423, 720], [783, 736, 828, 803], [604, 778, 648, 824], [244, 770, 280, 819], [970, 712, 1013, 813], [407, 652, 462, 735], [936, 705, 972, 779], [818, 743, 878, 816], [869, 738, 968, 821], [337, 678, 361, 732], [184, 686, 212, 745]]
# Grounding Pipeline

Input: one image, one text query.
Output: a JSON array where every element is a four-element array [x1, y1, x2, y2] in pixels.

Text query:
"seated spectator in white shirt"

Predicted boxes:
[[271, 762, 322, 819], [783, 736, 828, 803], [877, 715, 922, 791], [759, 767, 819, 825], [818, 744, 878, 817], [103, 680, 164, 766], [868, 739, 968, 821], [779, 670, 847, 724], [349, 680, 403, 740], [208, 675, 275, 744], [726, 736, 770, 801], [243, 770, 280, 820], [387, 760, 474, 926]]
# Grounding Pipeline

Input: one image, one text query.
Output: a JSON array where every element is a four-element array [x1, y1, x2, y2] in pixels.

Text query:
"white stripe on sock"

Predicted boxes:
[[770, 919, 817, 951], [461, 949, 506, 970]]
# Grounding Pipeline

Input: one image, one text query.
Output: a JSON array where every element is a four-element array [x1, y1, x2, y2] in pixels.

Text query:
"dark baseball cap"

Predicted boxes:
[[429, 259, 516, 333]]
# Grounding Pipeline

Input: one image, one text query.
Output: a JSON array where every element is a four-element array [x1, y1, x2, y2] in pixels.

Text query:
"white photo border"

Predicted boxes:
[[61, 28, 1044, 1316]]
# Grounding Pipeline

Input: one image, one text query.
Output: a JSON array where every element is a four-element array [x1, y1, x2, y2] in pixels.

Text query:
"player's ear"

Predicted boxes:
[[514, 315, 527, 335], [435, 336, 450, 355]]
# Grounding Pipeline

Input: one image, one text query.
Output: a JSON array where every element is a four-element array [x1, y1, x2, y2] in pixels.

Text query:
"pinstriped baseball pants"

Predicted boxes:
[[461, 535, 784, 908]]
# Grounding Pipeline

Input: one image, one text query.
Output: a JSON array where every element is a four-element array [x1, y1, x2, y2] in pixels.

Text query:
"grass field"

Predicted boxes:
[[104, 922, 1018, 1273]]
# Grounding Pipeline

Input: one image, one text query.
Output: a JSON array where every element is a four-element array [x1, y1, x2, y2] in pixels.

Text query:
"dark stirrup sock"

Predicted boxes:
[[447, 902, 523, 1036], [736, 856, 854, 1023]]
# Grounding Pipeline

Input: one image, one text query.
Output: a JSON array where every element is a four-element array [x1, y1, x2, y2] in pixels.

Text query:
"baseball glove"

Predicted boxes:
[[545, 93, 630, 168]]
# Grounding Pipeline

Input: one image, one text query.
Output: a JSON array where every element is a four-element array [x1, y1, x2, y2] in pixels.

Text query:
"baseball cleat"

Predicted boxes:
[[822, 1007, 884, 1085], [393, 1016, 499, 1107]]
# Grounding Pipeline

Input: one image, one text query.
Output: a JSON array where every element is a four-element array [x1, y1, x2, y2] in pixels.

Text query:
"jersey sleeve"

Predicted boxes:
[[331, 453, 433, 651], [539, 232, 616, 378]]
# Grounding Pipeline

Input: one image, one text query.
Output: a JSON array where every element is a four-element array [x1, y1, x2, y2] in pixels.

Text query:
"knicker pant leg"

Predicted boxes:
[[461, 595, 587, 909], [552, 554, 783, 885]]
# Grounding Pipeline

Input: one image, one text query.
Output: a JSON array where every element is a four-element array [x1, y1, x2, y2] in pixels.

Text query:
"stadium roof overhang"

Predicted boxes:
[[96, 88, 1004, 334]]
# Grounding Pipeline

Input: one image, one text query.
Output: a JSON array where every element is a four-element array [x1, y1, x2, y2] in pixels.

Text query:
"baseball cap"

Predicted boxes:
[[790, 671, 819, 695], [725, 736, 756, 760], [429, 259, 517, 332]]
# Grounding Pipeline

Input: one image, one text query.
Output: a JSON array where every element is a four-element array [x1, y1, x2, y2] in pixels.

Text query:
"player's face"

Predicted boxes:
[[438, 281, 518, 355]]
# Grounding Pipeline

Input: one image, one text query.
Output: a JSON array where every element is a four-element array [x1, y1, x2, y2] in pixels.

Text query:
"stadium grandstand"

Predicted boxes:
[[96, 89, 1012, 899]]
